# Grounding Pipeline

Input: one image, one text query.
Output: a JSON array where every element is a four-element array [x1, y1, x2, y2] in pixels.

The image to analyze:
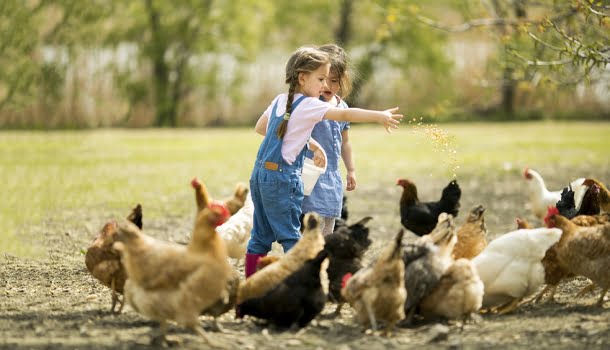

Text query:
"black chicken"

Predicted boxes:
[[556, 183, 601, 219], [397, 179, 461, 237], [237, 250, 329, 328], [333, 195, 350, 232], [324, 216, 373, 315]]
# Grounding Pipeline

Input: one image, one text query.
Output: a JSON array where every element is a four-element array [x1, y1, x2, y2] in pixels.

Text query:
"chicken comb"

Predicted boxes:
[[543, 206, 560, 228], [341, 273, 353, 289], [523, 167, 531, 179], [208, 201, 231, 226], [191, 177, 201, 189]]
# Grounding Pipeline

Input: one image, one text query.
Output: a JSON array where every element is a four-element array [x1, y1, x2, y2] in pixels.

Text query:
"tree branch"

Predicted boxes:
[[509, 50, 573, 66], [413, 9, 578, 33]]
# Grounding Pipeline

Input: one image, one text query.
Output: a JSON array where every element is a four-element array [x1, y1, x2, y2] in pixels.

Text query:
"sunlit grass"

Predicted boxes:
[[1, 122, 609, 257]]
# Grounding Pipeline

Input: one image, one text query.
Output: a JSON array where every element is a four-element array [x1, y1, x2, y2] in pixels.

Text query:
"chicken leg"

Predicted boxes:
[[110, 278, 124, 313], [194, 324, 228, 349], [151, 321, 181, 347], [533, 284, 557, 304], [596, 288, 608, 307], [575, 282, 597, 298], [496, 298, 523, 315], [363, 300, 378, 332]]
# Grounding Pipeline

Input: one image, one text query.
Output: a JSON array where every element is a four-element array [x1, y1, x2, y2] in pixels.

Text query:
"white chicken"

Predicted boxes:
[[523, 168, 584, 220], [472, 227, 563, 313], [216, 192, 254, 262]]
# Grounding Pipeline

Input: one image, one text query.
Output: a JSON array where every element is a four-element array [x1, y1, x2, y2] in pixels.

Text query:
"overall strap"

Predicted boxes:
[[271, 95, 308, 119]]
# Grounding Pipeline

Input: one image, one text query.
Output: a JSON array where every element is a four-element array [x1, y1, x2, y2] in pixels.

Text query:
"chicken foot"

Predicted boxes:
[[496, 298, 523, 315], [110, 278, 124, 314], [533, 284, 557, 304], [363, 301, 378, 332], [596, 288, 608, 307], [575, 283, 597, 298], [193, 324, 228, 349], [151, 321, 181, 347], [333, 302, 344, 317]]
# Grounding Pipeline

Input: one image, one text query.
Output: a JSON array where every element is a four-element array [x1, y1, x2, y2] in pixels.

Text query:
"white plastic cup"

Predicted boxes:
[[302, 148, 327, 196]]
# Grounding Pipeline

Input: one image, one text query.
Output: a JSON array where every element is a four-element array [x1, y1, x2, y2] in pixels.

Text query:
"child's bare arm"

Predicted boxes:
[[325, 107, 402, 133], [255, 114, 268, 136], [341, 130, 356, 191]]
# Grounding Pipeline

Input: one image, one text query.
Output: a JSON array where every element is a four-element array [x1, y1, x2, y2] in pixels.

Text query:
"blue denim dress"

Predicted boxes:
[[247, 95, 309, 254], [301, 100, 349, 218]]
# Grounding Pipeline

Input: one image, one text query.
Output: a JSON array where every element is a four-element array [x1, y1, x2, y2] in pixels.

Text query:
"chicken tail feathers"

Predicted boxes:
[[390, 229, 405, 261]]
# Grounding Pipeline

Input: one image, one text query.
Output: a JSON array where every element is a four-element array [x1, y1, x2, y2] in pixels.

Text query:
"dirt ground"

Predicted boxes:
[[2, 170, 609, 349]]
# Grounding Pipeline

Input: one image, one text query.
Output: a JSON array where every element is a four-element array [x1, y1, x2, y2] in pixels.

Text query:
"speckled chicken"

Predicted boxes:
[[546, 210, 610, 306], [84, 204, 142, 313], [341, 229, 406, 335], [113, 201, 232, 345], [419, 258, 484, 321], [452, 205, 487, 260], [402, 213, 457, 325]]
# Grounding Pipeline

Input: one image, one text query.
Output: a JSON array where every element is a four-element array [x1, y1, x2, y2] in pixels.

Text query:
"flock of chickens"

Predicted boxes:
[[84, 168, 610, 345]]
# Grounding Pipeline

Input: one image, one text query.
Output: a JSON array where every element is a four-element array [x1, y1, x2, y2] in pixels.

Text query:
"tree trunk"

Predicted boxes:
[[335, 0, 353, 46], [145, 0, 172, 127]]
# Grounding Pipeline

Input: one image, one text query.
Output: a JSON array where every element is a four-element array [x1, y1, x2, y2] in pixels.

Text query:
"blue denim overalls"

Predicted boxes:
[[247, 95, 309, 254]]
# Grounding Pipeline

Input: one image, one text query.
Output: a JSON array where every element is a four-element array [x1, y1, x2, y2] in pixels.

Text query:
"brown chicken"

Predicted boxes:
[[582, 179, 610, 212], [546, 209, 610, 306], [256, 255, 281, 271], [191, 177, 249, 215], [341, 229, 406, 335], [519, 212, 606, 303], [192, 177, 252, 262], [199, 268, 240, 332], [84, 204, 142, 313], [452, 205, 487, 260], [419, 258, 484, 322], [113, 201, 231, 345], [236, 213, 325, 304]]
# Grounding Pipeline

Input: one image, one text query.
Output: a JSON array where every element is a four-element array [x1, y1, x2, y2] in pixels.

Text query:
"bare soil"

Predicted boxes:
[[2, 170, 609, 349]]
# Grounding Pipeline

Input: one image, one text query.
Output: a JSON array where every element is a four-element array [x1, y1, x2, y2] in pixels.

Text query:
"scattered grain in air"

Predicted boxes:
[[409, 117, 460, 178]]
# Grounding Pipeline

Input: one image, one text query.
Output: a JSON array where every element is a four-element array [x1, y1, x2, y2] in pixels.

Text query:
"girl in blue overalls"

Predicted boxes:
[[245, 46, 403, 277], [302, 44, 356, 236]]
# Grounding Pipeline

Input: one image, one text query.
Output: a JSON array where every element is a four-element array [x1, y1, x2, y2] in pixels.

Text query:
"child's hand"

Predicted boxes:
[[382, 107, 403, 134], [346, 171, 357, 191], [312, 148, 326, 168]]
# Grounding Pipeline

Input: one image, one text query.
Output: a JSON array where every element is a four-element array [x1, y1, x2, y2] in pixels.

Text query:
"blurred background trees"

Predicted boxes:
[[0, 0, 608, 128]]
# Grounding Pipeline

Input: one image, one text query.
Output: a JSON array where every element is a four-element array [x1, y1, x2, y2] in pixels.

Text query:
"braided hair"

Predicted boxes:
[[318, 44, 354, 99], [276, 47, 330, 139]]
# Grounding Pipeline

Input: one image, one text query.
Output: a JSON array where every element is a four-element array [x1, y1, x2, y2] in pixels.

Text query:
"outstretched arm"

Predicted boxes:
[[324, 107, 402, 133]]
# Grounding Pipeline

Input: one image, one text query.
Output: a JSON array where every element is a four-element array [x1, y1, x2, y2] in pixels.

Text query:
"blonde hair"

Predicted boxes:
[[318, 44, 353, 99], [277, 46, 330, 139]]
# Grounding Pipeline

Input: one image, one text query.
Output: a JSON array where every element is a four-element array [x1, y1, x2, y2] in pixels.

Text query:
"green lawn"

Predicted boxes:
[[2, 122, 609, 257]]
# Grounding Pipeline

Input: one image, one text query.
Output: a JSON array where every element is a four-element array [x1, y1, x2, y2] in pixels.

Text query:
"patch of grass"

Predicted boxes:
[[1, 122, 608, 257]]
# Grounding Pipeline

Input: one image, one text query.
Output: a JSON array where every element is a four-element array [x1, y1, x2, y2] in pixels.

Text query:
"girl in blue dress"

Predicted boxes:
[[302, 44, 356, 236]]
